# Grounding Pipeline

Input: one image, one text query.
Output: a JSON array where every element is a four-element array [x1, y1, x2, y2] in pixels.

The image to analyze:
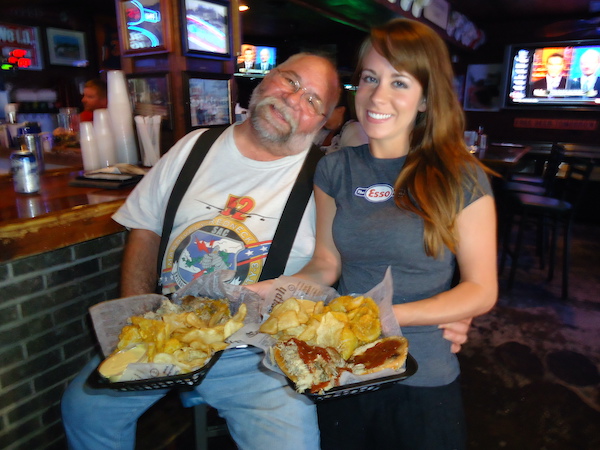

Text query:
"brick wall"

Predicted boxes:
[[0, 231, 126, 450]]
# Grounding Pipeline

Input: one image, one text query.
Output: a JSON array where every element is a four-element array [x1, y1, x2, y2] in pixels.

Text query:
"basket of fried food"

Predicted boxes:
[[90, 295, 247, 391], [260, 294, 416, 400]]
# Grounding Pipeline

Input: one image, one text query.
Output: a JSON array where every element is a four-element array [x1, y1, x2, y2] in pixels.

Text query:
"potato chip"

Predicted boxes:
[[350, 312, 381, 343], [182, 327, 225, 345], [326, 295, 354, 312], [338, 325, 359, 359], [297, 319, 319, 342], [271, 298, 301, 317], [232, 303, 247, 323], [315, 312, 345, 348], [258, 316, 279, 334], [162, 313, 191, 331], [210, 341, 228, 352], [185, 312, 207, 329], [282, 325, 308, 337], [329, 311, 349, 323], [262, 295, 383, 364], [297, 299, 318, 315], [277, 309, 302, 330], [117, 326, 142, 350], [313, 301, 325, 315], [189, 340, 210, 352], [296, 307, 310, 324], [106, 297, 247, 377], [163, 338, 183, 354], [208, 302, 229, 327], [224, 317, 244, 338], [153, 352, 178, 365]]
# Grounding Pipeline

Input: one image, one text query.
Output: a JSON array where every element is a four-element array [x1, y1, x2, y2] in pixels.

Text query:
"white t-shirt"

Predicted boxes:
[[113, 125, 316, 293]]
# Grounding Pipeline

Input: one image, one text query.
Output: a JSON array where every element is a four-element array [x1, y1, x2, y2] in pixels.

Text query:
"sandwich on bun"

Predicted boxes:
[[272, 338, 347, 393], [348, 336, 408, 375]]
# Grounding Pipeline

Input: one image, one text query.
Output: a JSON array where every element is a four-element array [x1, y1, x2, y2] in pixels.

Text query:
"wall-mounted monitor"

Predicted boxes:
[[182, 0, 231, 60], [234, 44, 277, 78], [502, 40, 600, 110]]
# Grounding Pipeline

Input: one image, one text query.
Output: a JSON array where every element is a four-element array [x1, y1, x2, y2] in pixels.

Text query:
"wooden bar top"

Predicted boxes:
[[0, 166, 134, 263]]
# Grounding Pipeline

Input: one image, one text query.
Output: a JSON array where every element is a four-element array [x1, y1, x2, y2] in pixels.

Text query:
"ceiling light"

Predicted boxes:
[[239, 4, 249, 12]]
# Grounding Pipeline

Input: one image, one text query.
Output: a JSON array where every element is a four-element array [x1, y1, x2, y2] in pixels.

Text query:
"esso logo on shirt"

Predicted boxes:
[[354, 184, 394, 203]]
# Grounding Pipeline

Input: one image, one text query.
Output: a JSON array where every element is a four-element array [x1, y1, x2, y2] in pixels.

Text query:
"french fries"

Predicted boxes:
[[110, 298, 246, 375], [259, 296, 381, 359]]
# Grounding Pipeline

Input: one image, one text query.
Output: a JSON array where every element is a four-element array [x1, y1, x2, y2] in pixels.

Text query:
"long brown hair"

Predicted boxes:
[[357, 19, 494, 258]]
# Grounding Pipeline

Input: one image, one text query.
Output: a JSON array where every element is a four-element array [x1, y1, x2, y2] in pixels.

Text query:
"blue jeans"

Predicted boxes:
[[61, 347, 319, 450]]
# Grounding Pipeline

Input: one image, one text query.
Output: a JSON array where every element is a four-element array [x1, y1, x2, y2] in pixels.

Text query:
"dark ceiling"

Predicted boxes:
[[448, 0, 600, 40], [8, 0, 599, 42], [5, 0, 599, 55], [241, 0, 600, 44], [449, 0, 598, 23]]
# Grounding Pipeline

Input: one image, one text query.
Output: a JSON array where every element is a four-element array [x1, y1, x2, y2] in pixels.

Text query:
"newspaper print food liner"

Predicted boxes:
[[89, 270, 263, 381], [228, 266, 407, 386]]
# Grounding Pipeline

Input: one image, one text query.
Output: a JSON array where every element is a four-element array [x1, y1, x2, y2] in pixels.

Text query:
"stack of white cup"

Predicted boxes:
[[79, 122, 101, 171], [93, 109, 118, 168], [107, 70, 139, 165]]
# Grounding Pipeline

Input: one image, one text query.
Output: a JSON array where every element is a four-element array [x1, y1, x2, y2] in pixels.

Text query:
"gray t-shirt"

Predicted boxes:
[[315, 144, 493, 386]]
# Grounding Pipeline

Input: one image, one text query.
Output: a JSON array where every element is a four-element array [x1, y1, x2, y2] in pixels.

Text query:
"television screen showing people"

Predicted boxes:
[[235, 44, 276, 77], [505, 42, 600, 108]]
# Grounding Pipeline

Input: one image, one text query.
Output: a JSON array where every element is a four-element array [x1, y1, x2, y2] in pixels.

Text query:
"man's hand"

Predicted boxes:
[[439, 317, 473, 353]]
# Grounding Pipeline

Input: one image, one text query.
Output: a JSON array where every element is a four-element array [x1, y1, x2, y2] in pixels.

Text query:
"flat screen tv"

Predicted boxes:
[[502, 40, 600, 110], [234, 44, 277, 78]]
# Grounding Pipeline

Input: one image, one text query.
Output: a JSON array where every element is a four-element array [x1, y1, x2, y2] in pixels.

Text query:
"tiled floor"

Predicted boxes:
[[460, 220, 600, 449]]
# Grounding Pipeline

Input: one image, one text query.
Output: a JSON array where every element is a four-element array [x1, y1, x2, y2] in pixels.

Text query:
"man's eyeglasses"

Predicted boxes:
[[271, 68, 326, 117]]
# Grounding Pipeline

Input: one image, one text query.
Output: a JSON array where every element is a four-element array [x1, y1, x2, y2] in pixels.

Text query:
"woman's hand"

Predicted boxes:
[[439, 317, 472, 353], [245, 279, 275, 299]]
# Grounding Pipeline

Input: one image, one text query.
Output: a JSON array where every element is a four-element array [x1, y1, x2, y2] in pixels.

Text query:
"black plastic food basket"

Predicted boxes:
[[291, 353, 418, 402], [87, 351, 223, 392]]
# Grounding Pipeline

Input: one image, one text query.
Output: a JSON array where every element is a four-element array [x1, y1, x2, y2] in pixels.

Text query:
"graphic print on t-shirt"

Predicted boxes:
[[161, 194, 275, 292], [354, 183, 394, 203]]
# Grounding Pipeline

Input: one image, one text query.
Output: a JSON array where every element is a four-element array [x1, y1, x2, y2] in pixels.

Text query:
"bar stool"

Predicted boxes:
[[503, 142, 565, 196], [500, 158, 594, 299], [193, 404, 231, 449], [498, 143, 566, 264]]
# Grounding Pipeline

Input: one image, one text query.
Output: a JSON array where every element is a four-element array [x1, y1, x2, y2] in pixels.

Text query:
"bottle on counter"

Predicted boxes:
[[476, 125, 487, 154], [10, 148, 40, 194]]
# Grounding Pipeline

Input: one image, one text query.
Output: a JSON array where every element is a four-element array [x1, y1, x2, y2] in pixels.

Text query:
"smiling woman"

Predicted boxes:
[[354, 48, 426, 158], [272, 18, 499, 450]]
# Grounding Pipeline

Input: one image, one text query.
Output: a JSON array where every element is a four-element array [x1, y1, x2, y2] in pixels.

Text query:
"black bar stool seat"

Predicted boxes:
[[500, 158, 594, 299]]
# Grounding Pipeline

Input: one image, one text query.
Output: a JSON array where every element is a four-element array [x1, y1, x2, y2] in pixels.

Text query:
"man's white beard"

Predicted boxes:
[[248, 91, 318, 157]]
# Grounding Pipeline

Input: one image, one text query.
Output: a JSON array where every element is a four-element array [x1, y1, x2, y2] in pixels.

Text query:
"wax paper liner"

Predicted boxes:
[[227, 267, 410, 386], [89, 270, 263, 385]]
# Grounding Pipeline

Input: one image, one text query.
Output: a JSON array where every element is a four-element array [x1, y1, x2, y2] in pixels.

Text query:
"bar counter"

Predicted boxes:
[[0, 164, 133, 263]]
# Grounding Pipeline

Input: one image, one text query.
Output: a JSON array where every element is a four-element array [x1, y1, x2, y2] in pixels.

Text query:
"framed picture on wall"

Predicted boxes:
[[181, 0, 232, 60], [46, 28, 88, 67], [184, 72, 232, 128], [127, 73, 172, 129], [118, 0, 170, 55]]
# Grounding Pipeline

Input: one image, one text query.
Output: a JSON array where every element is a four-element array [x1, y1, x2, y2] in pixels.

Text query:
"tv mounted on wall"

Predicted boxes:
[[501, 39, 600, 110], [181, 0, 231, 60], [234, 44, 277, 78]]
